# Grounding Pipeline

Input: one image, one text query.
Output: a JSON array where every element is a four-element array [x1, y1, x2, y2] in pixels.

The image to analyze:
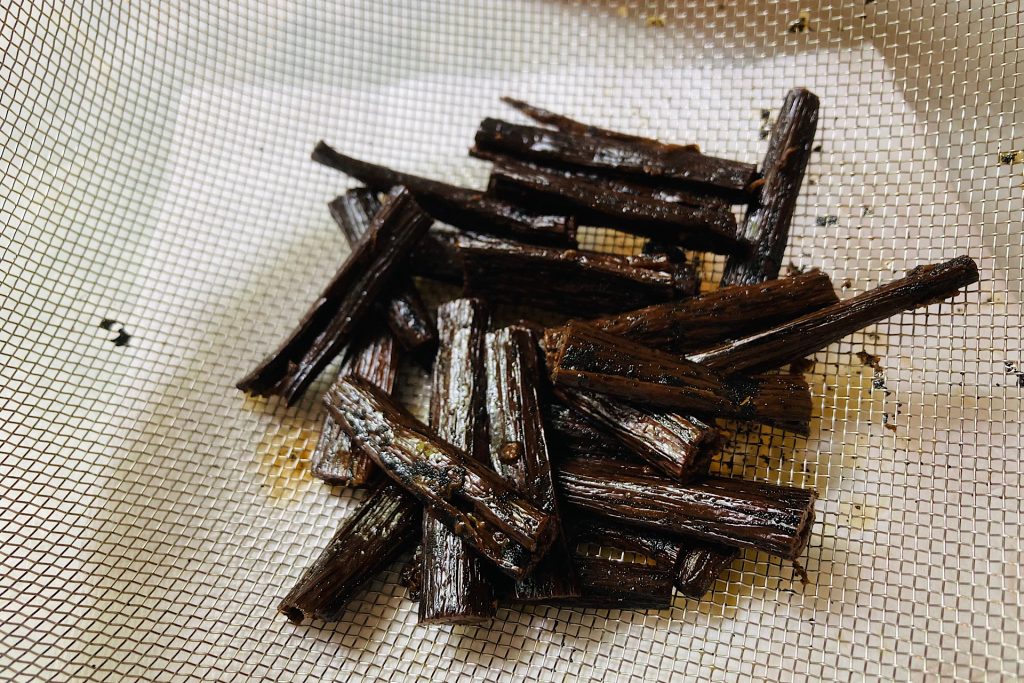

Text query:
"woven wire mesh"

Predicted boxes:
[[1, 1, 1021, 681]]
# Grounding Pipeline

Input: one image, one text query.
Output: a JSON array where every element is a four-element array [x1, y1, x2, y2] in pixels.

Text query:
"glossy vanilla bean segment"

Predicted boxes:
[[560, 556, 675, 610], [557, 457, 816, 560], [237, 188, 431, 403], [311, 322, 400, 486], [486, 158, 741, 254], [723, 88, 820, 285], [312, 142, 576, 245], [691, 256, 980, 375], [549, 323, 812, 432], [570, 518, 738, 599], [554, 388, 716, 481], [329, 187, 438, 353], [460, 242, 698, 317], [325, 377, 556, 579], [485, 325, 580, 601], [473, 117, 758, 201], [420, 298, 496, 624], [673, 543, 739, 599], [543, 401, 632, 461], [586, 270, 839, 354], [278, 481, 420, 624]]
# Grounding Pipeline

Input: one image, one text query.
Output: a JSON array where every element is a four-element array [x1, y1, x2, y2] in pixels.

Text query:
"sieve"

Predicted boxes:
[[1, 1, 1020, 681]]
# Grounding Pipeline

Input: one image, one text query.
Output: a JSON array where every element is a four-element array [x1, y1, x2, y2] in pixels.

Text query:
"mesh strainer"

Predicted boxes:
[[1, 1, 1021, 681]]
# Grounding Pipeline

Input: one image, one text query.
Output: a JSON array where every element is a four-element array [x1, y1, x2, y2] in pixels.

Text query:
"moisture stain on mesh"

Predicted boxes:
[[256, 417, 318, 505]]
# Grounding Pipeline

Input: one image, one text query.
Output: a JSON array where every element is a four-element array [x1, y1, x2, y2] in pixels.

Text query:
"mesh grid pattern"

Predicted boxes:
[[1, 1, 1020, 681]]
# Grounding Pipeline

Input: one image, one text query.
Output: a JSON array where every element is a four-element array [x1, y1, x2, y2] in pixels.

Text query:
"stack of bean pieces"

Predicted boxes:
[[237, 91, 979, 626]]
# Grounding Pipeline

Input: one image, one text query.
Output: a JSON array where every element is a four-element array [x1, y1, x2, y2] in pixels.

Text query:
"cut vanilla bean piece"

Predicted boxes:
[[485, 325, 580, 601], [500, 96, 700, 149], [311, 322, 400, 486], [691, 256, 981, 375], [326, 377, 556, 579], [544, 402, 632, 461], [312, 142, 576, 245], [409, 225, 504, 284], [461, 242, 699, 317], [327, 187, 382, 242], [550, 323, 811, 432], [237, 188, 432, 403], [474, 148, 727, 210], [723, 88, 820, 285], [473, 118, 758, 201], [278, 481, 420, 624], [421, 299, 496, 624], [561, 556, 674, 610], [570, 518, 738, 598], [587, 270, 839, 354], [569, 518, 682, 570], [557, 457, 817, 560], [674, 543, 739, 599], [328, 189, 437, 354], [554, 388, 716, 481], [486, 159, 741, 254]]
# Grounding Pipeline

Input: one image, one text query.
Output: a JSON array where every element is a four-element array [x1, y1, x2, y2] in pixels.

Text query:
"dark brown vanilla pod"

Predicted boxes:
[[408, 225, 524, 284], [568, 518, 682, 570], [420, 299, 496, 624], [549, 323, 811, 431], [484, 326, 580, 601], [473, 118, 758, 201], [237, 188, 432, 403], [325, 377, 556, 579], [328, 189, 438, 354], [327, 187, 383, 243], [485, 159, 741, 254], [569, 514, 737, 598], [723, 88, 820, 285], [311, 322, 400, 486], [554, 388, 716, 481], [559, 556, 675, 610], [278, 481, 420, 624], [586, 270, 839, 354], [312, 142, 576, 245], [500, 96, 701, 150], [557, 456, 817, 560], [543, 401, 632, 461], [691, 255, 981, 375], [674, 543, 739, 599], [473, 148, 726, 211], [460, 242, 698, 317]]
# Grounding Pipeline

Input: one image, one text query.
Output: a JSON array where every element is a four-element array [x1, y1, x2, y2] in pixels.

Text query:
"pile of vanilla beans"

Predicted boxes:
[[237, 91, 978, 625]]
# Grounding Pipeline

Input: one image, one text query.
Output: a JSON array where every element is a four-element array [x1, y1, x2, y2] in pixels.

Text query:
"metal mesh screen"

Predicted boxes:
[[1, 1, 1020, 680]]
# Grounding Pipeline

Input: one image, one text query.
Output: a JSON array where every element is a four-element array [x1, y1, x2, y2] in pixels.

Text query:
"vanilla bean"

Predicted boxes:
[[723, 88, 819, 284], [311, 322, 400, 486], [326, 377, 556, 579], [485, 325, 580, 601], [461, 243, 698, 317], [473, 118, 758, 201], [691, 256, 980, 375], [312, 142, 576, 245], [278, 481, 419, 624], [238, 188, 431, 403], [420, 299, 496, 624], [557, 457, 816, 560], [550, 323, 811, 432], [587, 270, 838, 354]]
